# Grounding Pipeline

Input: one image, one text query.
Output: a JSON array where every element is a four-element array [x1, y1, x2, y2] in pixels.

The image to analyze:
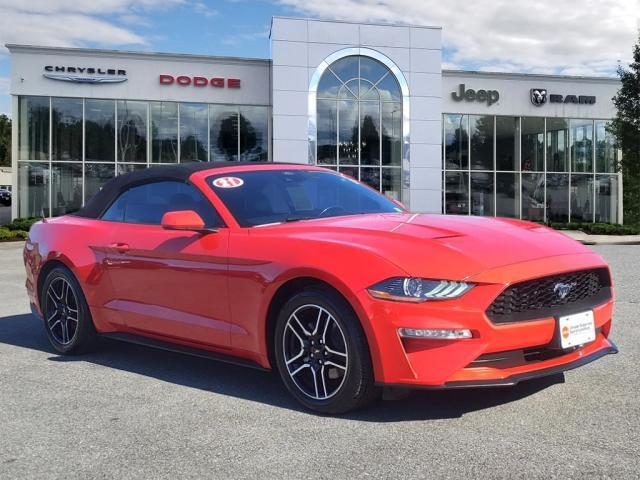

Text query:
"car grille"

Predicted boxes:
[[486, 268, 611, 324]]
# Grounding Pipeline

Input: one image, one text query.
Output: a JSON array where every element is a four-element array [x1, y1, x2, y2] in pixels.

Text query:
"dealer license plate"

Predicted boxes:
[[558, 311, 596, 349]]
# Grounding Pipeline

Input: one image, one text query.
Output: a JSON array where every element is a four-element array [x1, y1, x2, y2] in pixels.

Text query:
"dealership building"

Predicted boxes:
[[7, 16, 622, 223]]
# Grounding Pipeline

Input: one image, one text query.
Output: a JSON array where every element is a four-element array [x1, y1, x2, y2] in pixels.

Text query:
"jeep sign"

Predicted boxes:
[[451, 84, 500, 106]]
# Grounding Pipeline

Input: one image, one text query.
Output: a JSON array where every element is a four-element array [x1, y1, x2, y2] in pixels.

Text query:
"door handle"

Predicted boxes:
[[109, 242, 130, 253]]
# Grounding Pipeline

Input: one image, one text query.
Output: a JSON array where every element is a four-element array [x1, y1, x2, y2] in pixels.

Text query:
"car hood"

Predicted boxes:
[[261, 213, 593, 279]]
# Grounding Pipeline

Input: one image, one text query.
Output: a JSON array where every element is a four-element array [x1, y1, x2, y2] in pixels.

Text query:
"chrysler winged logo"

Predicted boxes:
[[531, 88, 547, 106], [554, 282, 574, 300]]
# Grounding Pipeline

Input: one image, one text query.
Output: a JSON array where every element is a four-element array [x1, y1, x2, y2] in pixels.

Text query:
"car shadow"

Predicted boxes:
[[0, 313, 564, 422]]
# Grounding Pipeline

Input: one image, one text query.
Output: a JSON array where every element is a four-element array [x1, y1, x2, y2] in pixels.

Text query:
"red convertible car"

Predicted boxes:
[[23, 163, 617, 413]]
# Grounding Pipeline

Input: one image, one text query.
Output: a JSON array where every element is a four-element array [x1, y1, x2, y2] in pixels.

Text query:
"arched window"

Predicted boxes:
[[315, 55, 403, 200]]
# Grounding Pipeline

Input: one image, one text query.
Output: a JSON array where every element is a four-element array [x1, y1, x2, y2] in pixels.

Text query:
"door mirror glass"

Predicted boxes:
[[161, 210, 212, 232]]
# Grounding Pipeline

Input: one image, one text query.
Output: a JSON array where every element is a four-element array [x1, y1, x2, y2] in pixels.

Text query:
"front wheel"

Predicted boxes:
[[40, 266, 97, 355], [274, 287, 379, 414]]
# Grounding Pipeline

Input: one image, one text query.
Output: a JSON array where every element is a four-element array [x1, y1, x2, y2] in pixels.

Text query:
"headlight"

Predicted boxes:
[[367, 277, 474, 302]]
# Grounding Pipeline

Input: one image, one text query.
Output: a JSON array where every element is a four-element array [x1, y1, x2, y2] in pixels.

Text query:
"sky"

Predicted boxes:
[[0, 0, 639, 116]]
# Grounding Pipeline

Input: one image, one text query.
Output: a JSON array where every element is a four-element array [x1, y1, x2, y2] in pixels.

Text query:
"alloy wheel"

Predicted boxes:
[[44, 277, 79, 345], [282, 304, 349, 400]]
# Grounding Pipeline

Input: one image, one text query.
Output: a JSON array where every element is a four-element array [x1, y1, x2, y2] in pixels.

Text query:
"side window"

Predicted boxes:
[[101, 181, 223, 227]]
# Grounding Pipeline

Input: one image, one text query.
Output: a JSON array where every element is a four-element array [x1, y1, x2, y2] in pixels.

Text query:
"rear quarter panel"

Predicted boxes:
[[25, 216, 121, 331]]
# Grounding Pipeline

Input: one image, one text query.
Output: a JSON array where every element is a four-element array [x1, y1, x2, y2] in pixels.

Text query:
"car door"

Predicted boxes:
[[100, 180, 231, 347]]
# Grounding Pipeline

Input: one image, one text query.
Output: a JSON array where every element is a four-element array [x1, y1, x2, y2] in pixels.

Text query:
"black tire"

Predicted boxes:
[[40, 266, 97, 355], [274, 286, 380, 414]]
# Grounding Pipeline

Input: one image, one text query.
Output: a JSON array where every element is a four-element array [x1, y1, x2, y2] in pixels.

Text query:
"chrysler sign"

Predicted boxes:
[[43, 66, 127, 84]]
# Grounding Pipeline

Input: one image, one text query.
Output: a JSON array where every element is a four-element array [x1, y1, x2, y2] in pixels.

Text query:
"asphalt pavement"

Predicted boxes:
[[0, 241, 638, 479]]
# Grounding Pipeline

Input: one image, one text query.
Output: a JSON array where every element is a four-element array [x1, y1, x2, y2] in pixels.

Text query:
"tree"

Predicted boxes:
[[610, 32, 640, 225], [0, 114, 10, 167]]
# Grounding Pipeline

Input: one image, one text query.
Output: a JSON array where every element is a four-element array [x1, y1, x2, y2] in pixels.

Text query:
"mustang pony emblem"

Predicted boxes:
[[554, 282, 575, 300]]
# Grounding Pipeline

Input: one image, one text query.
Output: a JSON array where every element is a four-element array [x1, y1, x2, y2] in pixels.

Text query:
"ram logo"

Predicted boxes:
[[530, 88, 547, 106]]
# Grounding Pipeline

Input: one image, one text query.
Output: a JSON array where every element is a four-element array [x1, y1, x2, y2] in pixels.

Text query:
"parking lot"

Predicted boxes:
[[0, 241, 638, 479]]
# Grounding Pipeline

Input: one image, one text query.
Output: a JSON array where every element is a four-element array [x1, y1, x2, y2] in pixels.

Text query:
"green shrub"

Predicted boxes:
[[0, 227, 27, 241], [4, 217, 40, 231], [547, 222, 640, 235]]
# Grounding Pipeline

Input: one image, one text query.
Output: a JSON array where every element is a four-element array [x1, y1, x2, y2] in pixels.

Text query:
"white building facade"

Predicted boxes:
[[8, 16, 622, 223]]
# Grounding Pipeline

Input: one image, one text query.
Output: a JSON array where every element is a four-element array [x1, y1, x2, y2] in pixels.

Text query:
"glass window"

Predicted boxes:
[[496, 117, 518, 171], [595, 175, 619, 223], [316, 55, 402, 199], [445, 171, 469, 215], [18, 96, 49, 160], [117, 101, 147, 163], [51, 97, 82, 161], [522, 173, 545, 222], [85, 99, 115, 162], [338, 100, 358, 165], [207, 170, 400, 227], [317, 100, 337, 165], [546, 173, 569, 222], [469, 115, 493, 170], [382, 167, 401, 201], [496, 172, 519, 218], [382, 102, 402, 166], [570, 119, 593, 173], [471, 172, 494, 216], [150, 102, 178, 163], [117, 164, 147, 176], [443, 114, 468, 170], [210, 106, 238, 162], [360, 102, 380, 166], [546, 118, 569, 172], [180, 103, 208, 162], [51, 163, 82, 216], [102, 181, 221, 227], [570, 174, 594, 222], [595, 120, 617, 173], [18, 162, 49, 217], [521, 117, 544, 172], [85, 164, 116, 203], [239, 106, 268, 162]]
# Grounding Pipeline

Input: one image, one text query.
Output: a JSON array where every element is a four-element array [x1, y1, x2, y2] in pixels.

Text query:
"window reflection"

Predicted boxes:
[[570, 174, 594, 222], [470, 115, 493, 170], [496, 173, 519, 218], [595, 175, 619, 223], [496, 117, 518, 171], [117, 101, 147, 163], [52, 97, 82, 161], [85, 164, 115, 203], [18, 162, 49, 217], [522, 173, 545, 221], [546, 118, 569, 172], [18, 96, 49, 161], [316, 55, 402, 200], [85, 99, 115, 162], [151, 102, 178, 163], [521, 117, 544, 171], [51, 163, 82, 216], [443, 114, 468, 170], [239, 106, 268, 162], [180, 103, 208, 162], [546, 174, 569, 222], [570, 119, 593, 173], [595, 121, 617, 173], [471, 172, 494, 216], [210, 106, 238, 162], [445, 171, 469, 214]]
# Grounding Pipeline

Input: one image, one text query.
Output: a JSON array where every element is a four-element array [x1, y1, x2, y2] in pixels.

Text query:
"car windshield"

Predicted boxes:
[[208, 169, 402, 227]]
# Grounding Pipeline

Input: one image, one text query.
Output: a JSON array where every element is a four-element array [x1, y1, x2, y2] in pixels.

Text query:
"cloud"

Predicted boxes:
[[276, 0, 640, 76], [0, 1, 188, 54], [222, 28, 270, 46]]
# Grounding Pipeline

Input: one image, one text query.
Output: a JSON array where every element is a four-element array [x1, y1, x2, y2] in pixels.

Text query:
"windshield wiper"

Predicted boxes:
[[284, 216, 315, 223]]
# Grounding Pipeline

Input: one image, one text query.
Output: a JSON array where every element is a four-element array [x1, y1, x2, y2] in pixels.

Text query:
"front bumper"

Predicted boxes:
[[357, 253, 617, 388]]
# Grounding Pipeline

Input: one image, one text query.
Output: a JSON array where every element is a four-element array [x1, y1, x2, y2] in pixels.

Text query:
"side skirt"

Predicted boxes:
[[101, 332, 269, 372]]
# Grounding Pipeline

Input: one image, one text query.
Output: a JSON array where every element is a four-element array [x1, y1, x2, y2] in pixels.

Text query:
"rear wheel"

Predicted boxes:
[[40, 266, 97, 355], [274, 287, 379, 414]]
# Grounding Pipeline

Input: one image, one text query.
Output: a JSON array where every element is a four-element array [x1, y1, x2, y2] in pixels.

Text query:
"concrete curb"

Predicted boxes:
[[561, 230, 640, 246]]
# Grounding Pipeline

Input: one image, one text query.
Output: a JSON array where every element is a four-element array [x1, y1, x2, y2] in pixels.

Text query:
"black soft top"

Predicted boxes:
[[75, 162, 298, 219]]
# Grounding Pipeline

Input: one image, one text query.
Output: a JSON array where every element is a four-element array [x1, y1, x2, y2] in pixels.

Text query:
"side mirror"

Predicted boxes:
[[161, 210, 217, 234]]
